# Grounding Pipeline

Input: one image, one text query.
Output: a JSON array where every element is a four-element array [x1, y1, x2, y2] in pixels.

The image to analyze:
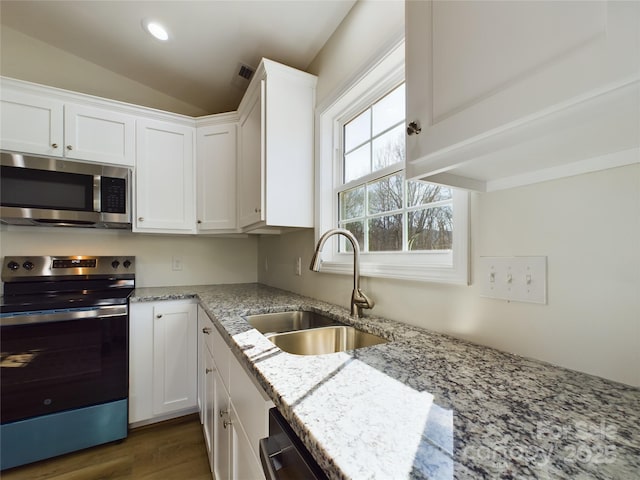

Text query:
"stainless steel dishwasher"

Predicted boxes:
[[259, 408, 328, 480]]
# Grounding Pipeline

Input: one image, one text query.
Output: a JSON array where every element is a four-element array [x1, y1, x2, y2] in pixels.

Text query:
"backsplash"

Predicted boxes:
[[0, 226, 258, 289]]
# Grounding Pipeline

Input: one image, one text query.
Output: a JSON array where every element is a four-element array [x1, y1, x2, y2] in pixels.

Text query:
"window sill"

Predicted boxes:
[[318, 260, 470, 285]]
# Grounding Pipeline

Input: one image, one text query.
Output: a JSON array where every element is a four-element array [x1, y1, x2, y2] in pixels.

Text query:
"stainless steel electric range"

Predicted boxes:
[[0, 255, 135, 470]]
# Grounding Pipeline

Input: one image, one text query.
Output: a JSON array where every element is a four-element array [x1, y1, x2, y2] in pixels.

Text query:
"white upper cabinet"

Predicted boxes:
[[64, 104, 135, 166], [0, 87, 63, 157], [405, 0, 640, 191], [135, 118, 196, 233], [0, 79, 135, 166], [196, 118, 238, 232], [237, 84, 263, 228], [237, 59, 317, 231]]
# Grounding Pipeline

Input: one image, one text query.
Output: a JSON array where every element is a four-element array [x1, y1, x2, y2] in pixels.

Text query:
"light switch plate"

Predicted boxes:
[[479, 256, 547, 304], [171, 256, 183, 271]]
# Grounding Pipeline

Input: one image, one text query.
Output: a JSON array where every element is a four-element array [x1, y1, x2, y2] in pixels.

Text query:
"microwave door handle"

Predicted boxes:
[[33, 219, 96, 227], [94, 175, 101, 212]]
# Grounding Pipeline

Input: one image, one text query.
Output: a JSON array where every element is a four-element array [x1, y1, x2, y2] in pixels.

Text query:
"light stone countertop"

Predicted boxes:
[[131, 284, 640, 480]]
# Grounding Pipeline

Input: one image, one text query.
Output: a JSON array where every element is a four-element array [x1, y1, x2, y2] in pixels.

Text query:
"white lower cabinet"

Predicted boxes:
[[197, 306, 272, 480], [230, 402, 269, 480], [214, 369, 232, 480], [129, 300, 197, 425]]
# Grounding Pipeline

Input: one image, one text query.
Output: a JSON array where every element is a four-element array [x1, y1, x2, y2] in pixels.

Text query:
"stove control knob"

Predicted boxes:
[[22, 261, 34, 271], [7, 261, 20, 271], [111, 260, 120, 269], [123, 260, 132, 269]]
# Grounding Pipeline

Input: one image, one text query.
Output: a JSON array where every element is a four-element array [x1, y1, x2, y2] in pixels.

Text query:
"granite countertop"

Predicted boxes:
[[131, 284, 640, 480]]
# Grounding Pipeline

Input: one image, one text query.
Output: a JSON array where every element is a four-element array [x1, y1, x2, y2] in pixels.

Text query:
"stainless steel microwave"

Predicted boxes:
[[0, 151, 131, 229]]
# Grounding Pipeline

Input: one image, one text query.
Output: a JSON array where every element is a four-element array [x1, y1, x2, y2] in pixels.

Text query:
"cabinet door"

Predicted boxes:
[[230, 402, 266, 480], [237, 81, 264, 228], [196, 123, 237, 231], [229, 352, 272, 460], [197, 310, 206, 424], [152, 302, 197, 415], [406, 0, 640, 183], [135, 119, 196, 233], [0, 88, 64, 156], [214, 370, 232, 480], [64, 104, 135, 166], [203, 349, 215, 471]]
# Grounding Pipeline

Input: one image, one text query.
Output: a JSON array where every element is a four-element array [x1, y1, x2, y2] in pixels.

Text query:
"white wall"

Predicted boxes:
[[0, 26, 209, 116], [258, 0, 640, 387], [0, 227, 258, 288]]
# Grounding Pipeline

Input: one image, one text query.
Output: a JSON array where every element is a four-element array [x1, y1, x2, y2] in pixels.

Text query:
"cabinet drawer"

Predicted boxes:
[[210, 323, 230, 394], [201, 318, 215, 356]]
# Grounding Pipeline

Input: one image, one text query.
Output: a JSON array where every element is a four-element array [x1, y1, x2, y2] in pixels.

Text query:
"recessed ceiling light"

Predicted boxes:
[[142, 20, 169, 41]]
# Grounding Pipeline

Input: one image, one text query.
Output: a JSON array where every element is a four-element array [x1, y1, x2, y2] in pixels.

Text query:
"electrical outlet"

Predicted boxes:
[[172, 256, 183, 271], [479, 256, 547, 304], [295, 257, 302, 276]]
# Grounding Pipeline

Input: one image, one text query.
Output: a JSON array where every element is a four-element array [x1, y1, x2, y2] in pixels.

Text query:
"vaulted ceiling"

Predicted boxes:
[[0, 0, 356, 114]]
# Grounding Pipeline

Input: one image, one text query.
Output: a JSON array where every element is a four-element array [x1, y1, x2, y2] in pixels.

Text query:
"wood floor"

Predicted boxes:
[[1, 414, 212, 480]]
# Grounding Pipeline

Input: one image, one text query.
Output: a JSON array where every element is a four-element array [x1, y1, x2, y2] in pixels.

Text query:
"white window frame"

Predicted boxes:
[[315, 40, 470, 285]]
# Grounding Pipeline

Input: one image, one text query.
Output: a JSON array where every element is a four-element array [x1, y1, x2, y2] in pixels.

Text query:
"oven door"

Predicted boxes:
[[0, 305, 128, 424]]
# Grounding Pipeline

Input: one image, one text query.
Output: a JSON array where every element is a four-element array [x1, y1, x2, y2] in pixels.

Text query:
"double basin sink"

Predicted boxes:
[[247, 310, 388, 356]]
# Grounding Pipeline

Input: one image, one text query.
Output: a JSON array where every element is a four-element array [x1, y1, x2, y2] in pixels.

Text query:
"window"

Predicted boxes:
[[338, 84, 454, 255], [316, 41, 469, 284]]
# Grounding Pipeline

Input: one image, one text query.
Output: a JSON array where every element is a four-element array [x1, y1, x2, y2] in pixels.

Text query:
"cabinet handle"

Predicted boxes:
[[156, 314, 163, 318], [219, 409, 228, 418], [66, 145, 73, 150], [138, 217, 144, 222], [202, 327, 211, 335], [205, 368, 213, 374], [223, 419, 232, 429], [51, 143, 58, 148], [407, 121, 422, 136], [254, 208, 261, 213], [197, 220, 202, 224]]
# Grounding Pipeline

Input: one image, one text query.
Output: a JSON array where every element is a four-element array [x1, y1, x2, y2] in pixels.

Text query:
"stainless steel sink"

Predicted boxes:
[[265, 325, 388, 355], [246, 310, 343, 335]]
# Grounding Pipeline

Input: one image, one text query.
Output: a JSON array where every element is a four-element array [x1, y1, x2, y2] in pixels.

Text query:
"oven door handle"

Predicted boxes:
[[0, 305, 128, 326]]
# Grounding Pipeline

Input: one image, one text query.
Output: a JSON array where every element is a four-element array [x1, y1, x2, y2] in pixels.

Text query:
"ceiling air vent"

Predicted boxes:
[[232, 62, 255, 88], [238, 64, 254, 80]]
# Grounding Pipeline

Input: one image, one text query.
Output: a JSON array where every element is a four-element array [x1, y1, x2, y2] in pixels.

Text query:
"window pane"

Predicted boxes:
[[367, 173, 403, 215], [369, 214, 402, 251], [372, 84, 405, 136], [344, 143, 370, 183], [373, 124, 404, 171], [339, 221, 365, 253], [408, 206, 453, 251], [407, 181, 452, 207], [339, 186, 365, 220], [344, 109, 370, 152]]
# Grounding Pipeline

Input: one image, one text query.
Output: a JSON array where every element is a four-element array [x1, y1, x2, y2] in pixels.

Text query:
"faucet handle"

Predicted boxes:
[[355, 289, 375, 310], [352, 288, 375, 318]]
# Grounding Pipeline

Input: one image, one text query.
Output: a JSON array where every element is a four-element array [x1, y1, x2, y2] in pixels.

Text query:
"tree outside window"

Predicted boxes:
[[338, 83, 453, 253]]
